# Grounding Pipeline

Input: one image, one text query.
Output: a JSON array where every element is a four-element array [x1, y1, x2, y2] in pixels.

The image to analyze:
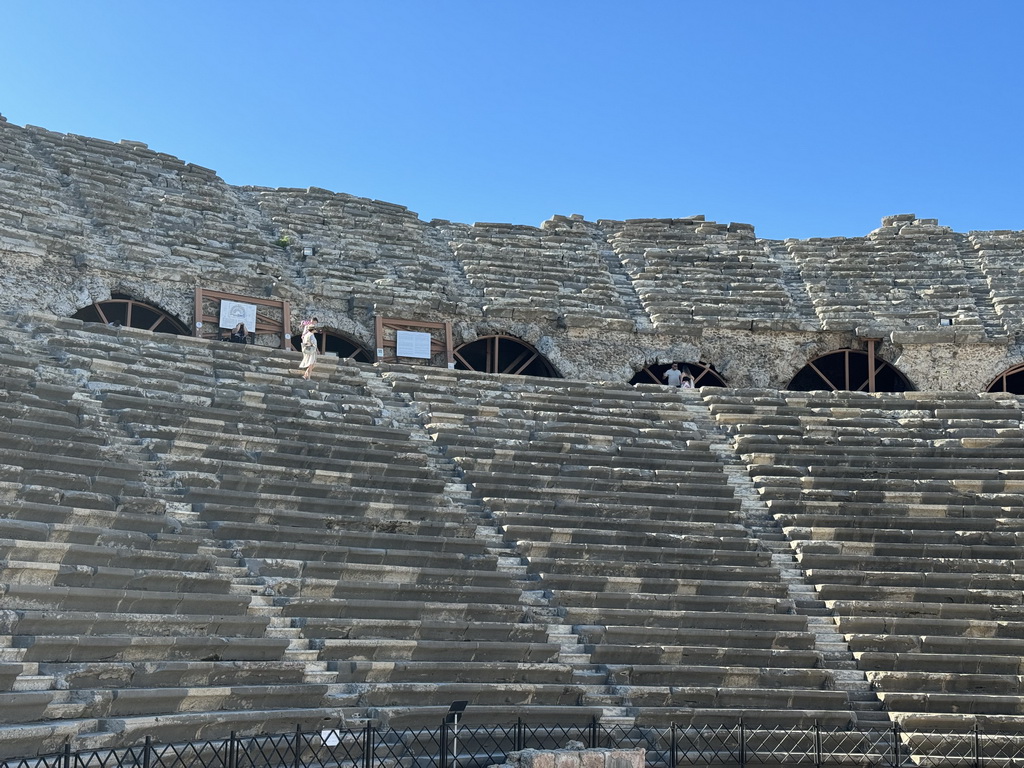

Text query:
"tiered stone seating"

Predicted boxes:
[[967, 229, 1024, 334], [603, 217, 815, 333], [0, 318, 349, 756], [0, 119, 104, 269], [400, 369, 856, 728], [20, 124, 290, 286], [708, 387, 1024, 737], [785, 215, 999, 340], [19, 316, 606, 739], [253, 186, 476, 320], [451, 218, 633, 331]]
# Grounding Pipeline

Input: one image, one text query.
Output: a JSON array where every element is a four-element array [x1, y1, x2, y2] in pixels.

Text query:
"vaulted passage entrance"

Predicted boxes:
[[291, 329, 374, 363], [631, 361, 726, 388], [986, 363, 1024, 394], [787, 349, 913, 392], [454, 335, 560, 377], [72, 294, 189, 335]]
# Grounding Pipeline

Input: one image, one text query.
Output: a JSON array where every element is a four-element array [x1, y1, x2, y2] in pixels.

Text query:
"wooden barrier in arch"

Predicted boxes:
[[194, 288, 292, 348]]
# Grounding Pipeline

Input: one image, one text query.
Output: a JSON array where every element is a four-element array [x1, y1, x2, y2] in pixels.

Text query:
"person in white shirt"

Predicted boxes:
[[663, 363, 684, 388]]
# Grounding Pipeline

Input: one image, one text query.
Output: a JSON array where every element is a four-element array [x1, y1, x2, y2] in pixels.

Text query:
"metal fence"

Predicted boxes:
[[3, 720, 1021, 768]]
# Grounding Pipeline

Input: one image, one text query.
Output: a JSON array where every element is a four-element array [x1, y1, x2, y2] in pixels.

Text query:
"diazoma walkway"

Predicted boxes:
[[0, 312, 1023, 761]]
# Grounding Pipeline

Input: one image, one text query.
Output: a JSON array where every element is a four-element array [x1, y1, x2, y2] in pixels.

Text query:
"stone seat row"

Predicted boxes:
[[766, 498, 1019, 520], [212, 525, 488, 559], [501, 522, 752, 549], [538, 571, 786, 597], [788, 525, 1024, 546], [550, 589, 793, 614], [486, 496, 741, 526], [199, 505, 476, 540], [796, 549, 1024, 576], [161, 444, 435, 486], [0, 536, 212, 573], [236, 541, 500, 576], [515, 539, 767, 565], [794, 538, 1024, 561], [457, 457, 728, 485], [759, 463, 1024, 486], [279, 594, 527, 623], [0, 519, 200, 558], [296, 618, 549, 648], [430, 435, 719, 470], [0, 680, 344, 725], [475, 484, 742, 514], [208, 473, 449, 510], [190, 487, 470, 525], [0, 582, 251, 616], [425, 410, 697, 436], [770, 482, 1017, 504], [1, 608, 269, 640], [417, 393, 696, 419], [464, 469, 736, 498], [119, 412, 421, 468], [0, 499, 182, 536], [162, 451, 445, 497], [0, 559, 230, 594], [254, 561, 524, 603]]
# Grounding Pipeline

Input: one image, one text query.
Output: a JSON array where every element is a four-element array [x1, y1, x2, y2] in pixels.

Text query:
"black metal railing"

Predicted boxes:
[[3, 720, 1023, 768]]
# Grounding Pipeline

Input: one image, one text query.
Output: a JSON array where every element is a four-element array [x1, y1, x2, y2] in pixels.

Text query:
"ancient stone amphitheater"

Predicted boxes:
[[2, 113, 1024, 761]]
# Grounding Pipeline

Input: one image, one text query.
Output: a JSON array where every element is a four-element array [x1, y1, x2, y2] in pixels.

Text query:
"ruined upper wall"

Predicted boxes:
[[2, 116, 1024, 387]]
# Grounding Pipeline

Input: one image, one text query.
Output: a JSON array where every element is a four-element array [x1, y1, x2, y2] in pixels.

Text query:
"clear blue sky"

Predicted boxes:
[[3, 1, 1022, 240]]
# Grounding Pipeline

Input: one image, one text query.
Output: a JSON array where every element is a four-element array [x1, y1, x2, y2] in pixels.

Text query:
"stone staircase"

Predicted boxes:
[[707, 387, 1024, 737], [691, 389, 889, 729]]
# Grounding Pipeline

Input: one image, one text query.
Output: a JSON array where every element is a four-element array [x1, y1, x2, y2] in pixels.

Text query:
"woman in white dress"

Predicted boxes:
[[298, 317, 319, 379]]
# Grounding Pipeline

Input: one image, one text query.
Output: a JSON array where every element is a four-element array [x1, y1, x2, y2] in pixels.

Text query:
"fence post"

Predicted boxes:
[[143, 735, 152, 768], [814, 720, 822, 768], [62, 741, 71, 768], [515, 718, 525, 752], [670, 723, 678, 768], [229, 731, 238, 768], [368, 722, 377, 768], [974, 722, 982, 768], [440, 719, 449, 768], [739, 719, 746, 768], [890, 721, 901, 768], [590, 717, 599, 749]]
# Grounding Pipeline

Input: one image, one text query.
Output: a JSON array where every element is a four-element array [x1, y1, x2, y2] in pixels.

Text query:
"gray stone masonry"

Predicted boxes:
[[489, 746, 645, 768], [3, 118, 1024, 389]]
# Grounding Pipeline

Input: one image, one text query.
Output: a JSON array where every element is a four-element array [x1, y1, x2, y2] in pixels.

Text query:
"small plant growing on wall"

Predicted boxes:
[[274, 235, 291, 248]]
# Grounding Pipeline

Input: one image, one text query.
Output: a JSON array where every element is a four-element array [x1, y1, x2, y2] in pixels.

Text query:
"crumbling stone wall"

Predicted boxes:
[[1, 114, 1022, 390]]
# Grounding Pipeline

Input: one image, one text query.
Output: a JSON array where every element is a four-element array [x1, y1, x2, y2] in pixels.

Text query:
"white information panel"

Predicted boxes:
[[321, 730, 342, 746], [219, 300, 258, 330], [396, 330, 432, 359]]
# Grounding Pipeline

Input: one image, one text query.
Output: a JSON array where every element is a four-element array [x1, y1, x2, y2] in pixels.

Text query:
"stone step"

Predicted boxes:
[[11, 674, 55, 691]]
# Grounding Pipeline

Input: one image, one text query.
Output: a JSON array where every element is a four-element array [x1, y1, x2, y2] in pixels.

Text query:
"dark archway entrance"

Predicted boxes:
[[787, 349, 913, 393], [291, 329, 374, 363], [986, 364, 1024, 394], [631, 361, 726, 388], [454, 335, 560, 378], [72, 294, 189, 335]]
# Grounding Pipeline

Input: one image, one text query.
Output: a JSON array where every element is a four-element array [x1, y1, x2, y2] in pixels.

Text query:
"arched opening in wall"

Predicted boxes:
[[72, 294, 189, 335], [787, 349, 913, 393], [454, 335, 560, 378], [291, 328, 374, 363], [986, 363, 1024, 394], [631, 361, 726, 388]]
